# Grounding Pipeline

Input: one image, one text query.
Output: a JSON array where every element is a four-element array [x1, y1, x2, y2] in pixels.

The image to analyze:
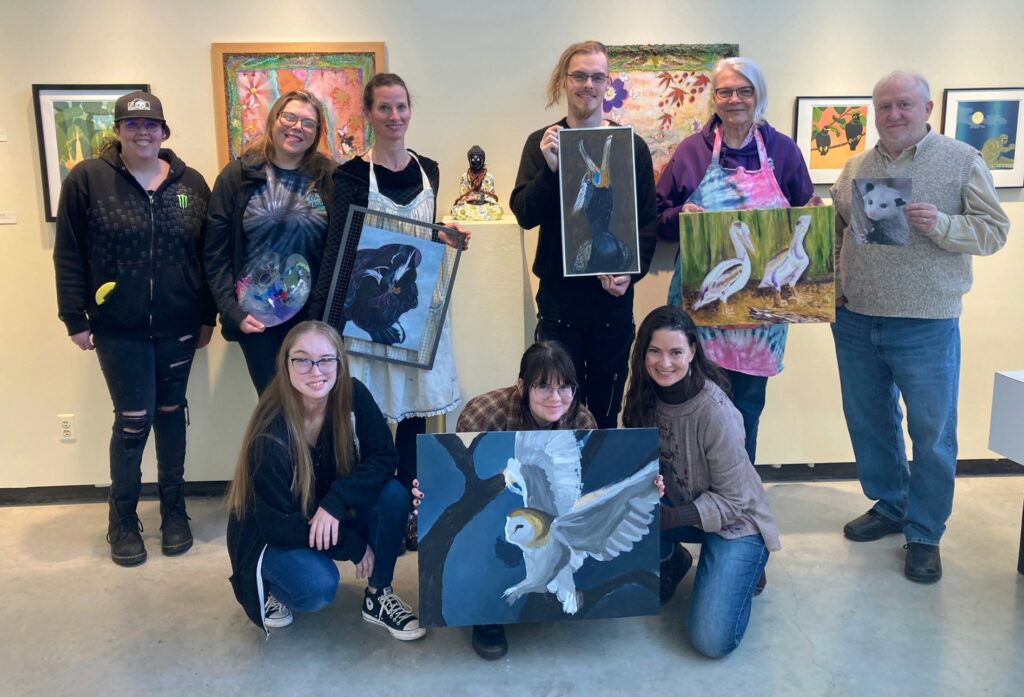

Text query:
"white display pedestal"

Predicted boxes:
[[444, 218, 534, 431], [987, 370, 1024, 573]]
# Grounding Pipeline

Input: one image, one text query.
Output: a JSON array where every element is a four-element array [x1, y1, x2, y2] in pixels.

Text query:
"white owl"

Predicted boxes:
[[501, 430, 660, 615]]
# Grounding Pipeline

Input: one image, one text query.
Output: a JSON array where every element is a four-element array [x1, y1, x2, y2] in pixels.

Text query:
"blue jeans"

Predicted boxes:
[[261, 479, 411, 612], [722, 369, 767, 465], [661, 526, 769, 658], [831, 306, 960, 545]]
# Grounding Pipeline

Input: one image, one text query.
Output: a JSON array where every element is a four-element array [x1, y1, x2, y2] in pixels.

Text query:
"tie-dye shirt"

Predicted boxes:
[[242, 165, 328, 290]]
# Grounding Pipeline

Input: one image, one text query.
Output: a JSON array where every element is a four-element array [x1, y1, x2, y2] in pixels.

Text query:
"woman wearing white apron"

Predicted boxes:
[[310, 74, 469, 548]]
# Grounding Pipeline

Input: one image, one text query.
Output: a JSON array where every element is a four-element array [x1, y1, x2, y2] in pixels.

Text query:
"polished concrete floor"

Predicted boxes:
[[4, 476, 1024, 697]]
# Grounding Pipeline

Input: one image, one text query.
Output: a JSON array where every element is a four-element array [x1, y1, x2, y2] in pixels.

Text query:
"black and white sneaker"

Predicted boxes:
[[362, 586, 426, 640], [264, 593, 293, 628]]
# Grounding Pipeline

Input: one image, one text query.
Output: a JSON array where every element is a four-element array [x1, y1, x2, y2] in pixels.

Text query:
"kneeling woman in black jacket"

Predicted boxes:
[[226, 320, 424, 639]]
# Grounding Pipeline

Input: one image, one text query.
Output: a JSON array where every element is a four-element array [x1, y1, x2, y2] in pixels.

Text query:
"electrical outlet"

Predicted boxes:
[[58, 413, 76, 442]]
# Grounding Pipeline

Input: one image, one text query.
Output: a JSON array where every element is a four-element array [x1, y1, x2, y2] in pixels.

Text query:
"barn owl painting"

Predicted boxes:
[[501, 430, 660, 615]]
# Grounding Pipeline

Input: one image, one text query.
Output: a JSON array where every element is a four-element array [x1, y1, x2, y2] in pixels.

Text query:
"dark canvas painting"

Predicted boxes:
[[417, 428, 661, 628]]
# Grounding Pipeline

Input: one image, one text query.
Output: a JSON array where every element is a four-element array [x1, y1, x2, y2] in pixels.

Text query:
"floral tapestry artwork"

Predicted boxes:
[[605, 44, 739, 180], [212, 43, 385, 167]]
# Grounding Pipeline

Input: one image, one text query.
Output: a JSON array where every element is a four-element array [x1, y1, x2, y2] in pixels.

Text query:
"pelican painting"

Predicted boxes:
[[758, 214, 811, 304], [557, 126, 640, 277], [692, 220, 754, 312]]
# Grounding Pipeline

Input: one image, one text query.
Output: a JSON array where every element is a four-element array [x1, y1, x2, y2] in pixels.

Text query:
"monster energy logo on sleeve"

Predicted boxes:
[[177, 194, 189, 209]]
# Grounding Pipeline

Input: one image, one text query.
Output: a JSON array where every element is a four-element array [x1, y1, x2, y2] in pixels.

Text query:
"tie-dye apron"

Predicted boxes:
[[667, 127, 789, 377]]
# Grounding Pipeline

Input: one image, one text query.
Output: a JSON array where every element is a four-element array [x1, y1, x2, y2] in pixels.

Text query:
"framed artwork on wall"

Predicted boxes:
[[321, 206, 463, 370], [32, 83, 149, 222], [211, 42, 386, 168], [605, 43, 738, 181], [793, 96, 877, 185], [941, 87, 1024, 188]]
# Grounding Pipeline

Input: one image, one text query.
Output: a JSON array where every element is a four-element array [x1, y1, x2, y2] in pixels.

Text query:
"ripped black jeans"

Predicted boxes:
[[94, 331, 199, 507]]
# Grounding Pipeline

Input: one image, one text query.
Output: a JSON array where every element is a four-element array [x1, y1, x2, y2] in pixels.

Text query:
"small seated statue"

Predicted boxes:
[[450, 145, 504, 221]]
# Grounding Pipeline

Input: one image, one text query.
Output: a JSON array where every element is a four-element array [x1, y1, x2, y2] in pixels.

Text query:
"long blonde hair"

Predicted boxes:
[[227, 321, 355, 519], [545, 40, 607, 108]]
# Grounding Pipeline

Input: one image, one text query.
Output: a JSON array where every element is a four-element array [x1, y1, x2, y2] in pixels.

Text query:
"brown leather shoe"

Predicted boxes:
[[843, 510, 902, 542], [904, 543, 942, 583]]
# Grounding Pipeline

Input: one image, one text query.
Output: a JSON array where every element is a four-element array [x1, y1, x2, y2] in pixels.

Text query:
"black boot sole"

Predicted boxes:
[[161, 538, 193, 556], [111, 550, 147, 567]]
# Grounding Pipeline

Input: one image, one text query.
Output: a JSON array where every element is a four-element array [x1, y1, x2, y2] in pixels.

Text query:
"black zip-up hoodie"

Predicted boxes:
[[54, 146, 214, 338]]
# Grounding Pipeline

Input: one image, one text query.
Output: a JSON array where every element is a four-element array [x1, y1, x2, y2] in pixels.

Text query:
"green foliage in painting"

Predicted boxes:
[[52, 100, 117, 177], [678, 206, 834, 286]]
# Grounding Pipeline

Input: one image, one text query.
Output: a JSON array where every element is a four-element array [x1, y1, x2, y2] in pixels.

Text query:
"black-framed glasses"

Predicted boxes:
[[567, 72, 609, 86], [714, 86, 755, 100], [289, 357, 340, 374], [278, 111, 318, 132], [531, 383, 577, 399], [120, 119, 163, 132]]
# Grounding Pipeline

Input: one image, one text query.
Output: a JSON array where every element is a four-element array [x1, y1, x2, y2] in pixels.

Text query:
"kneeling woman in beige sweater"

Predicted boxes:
[[623, 305, 780, 658]]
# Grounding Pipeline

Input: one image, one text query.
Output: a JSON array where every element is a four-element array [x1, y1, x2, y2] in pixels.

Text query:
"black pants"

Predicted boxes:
[[237, 316, 304, 395], [535, 313, 634, 429], [94, 331, 198, 507], [394, 417, 425, 491], [721, 369, 768, 466]]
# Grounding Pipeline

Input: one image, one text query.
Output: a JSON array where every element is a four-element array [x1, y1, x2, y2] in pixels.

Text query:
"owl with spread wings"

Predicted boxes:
[[501, 430, 660, 615]]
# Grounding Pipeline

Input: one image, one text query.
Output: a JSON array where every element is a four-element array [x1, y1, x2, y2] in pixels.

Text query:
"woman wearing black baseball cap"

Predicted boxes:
[[53, 90, 214, 566]]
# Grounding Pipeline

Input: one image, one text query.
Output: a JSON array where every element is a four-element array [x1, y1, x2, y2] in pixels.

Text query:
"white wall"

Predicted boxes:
[[1, 0, 1022, 487]]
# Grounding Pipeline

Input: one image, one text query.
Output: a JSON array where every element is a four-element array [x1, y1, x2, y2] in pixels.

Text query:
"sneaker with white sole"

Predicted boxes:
[[264, 593, 293, 628], [362, 586, 426, 640]]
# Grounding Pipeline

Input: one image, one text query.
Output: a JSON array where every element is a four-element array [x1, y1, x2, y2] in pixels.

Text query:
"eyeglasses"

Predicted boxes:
[[120, 119, 163, 132], [714, 86, 756, 100], [289, 357, 340, 374], [278, 111, 318, 132], [531, 383, 577, 399], [567, 72, 609, 86]]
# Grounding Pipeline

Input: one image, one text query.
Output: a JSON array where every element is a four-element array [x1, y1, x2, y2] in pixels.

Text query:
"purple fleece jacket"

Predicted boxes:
[[655, 115, 814, 241]]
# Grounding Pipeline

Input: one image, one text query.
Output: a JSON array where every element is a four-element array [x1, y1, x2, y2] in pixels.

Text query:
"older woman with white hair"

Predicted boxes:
[[655, 56, 816, 468]]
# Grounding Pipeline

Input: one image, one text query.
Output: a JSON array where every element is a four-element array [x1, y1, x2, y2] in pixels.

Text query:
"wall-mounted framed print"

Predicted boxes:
[[941, 87, 1024, 188], [211, 42, 385, 168], [321, 205, 463, 370], [605, 43, 738, 181], [32, 83, 149, 222], [793, 96, 877, 185]]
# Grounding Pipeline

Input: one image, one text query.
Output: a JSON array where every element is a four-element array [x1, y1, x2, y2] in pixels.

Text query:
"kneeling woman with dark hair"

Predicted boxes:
[[226, 320, 424, 640], [622, 306, 779, 658]]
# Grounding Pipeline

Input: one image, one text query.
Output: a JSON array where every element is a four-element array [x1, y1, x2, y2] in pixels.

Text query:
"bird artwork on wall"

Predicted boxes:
[[557, 126, 641, 277], [415, 428, 662, 628], [678, 206, 836, 325]]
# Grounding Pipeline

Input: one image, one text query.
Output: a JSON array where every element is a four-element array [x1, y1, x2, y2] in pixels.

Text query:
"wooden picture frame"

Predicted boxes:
[[793, 96, 877, 185], [32, 83, 149, 221], [941, 87, 1024, 188], [211, 42, 386, 168]]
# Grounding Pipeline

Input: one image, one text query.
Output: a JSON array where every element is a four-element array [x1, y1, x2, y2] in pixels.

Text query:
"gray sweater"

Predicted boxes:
[[831, 129, 1009, 319], [655, 382, 781, 551]]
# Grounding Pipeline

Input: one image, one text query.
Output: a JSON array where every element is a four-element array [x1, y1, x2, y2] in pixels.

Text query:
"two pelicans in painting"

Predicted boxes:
[[692, 214, 812, 312], [502, 430, 659, 615]]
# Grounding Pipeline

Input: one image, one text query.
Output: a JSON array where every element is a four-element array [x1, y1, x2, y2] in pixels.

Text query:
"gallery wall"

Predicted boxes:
[[1, 0, 1022, 488]]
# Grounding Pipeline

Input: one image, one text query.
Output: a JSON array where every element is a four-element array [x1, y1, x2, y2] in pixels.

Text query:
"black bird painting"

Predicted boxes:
[[570, 135, 634, 275], [845, 113, 864, 151], [344, 243, 422, 345]]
